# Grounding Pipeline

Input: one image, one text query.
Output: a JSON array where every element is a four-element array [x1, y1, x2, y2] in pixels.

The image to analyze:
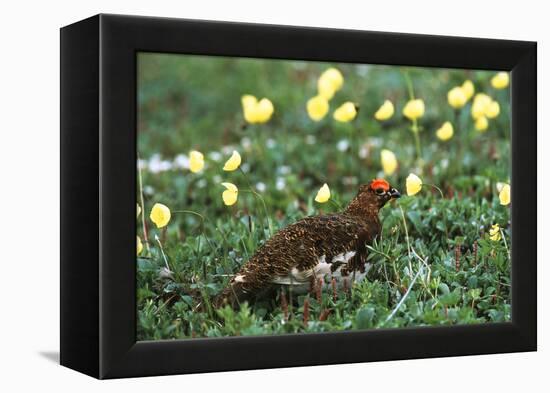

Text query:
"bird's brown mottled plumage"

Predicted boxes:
[[216, 179, 400, 307]]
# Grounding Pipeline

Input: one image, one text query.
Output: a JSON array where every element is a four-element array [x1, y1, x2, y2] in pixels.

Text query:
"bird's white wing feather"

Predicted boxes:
[[270, 251, 358, 286]]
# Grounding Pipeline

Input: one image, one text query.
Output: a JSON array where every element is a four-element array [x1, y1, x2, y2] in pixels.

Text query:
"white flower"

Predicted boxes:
[[240, 137, 252, 150], [208, 151, 223, 162], [358, 144, 369, 159], [173, 154, 190, 169], [278, 165, 291, 175], [256, 182, 267, 192], [337, 139, 350, 152], [148, 155, 172, 173], [221, 145, 234, 155], [370, 137, 383, 148], [138, 159, 148, 170], [276, 177, 286, 191], [143, 185, 155, 196]]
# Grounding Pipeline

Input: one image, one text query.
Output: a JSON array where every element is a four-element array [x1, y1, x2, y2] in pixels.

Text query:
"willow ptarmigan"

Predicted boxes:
[[217, 178, 401, 307]]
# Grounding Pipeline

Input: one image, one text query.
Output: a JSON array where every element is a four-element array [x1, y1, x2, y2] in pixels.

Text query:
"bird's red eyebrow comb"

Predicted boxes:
[[370, 178, 390, 191]]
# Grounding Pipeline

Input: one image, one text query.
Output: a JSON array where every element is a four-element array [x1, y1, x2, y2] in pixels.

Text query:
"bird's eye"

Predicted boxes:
[[375, 188, 385, 195]]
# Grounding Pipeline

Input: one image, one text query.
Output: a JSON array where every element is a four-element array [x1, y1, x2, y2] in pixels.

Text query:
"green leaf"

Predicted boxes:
[[356, 307, 375, 329], [406, 211, 423, 233], [467, 276, 478, 289], [438, 283, 450, 295], [137, 258, 156, 272]]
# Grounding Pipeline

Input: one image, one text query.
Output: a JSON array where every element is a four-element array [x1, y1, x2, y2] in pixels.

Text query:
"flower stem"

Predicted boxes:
[[137, 156, 151, 254], [411, 124, 422, 161], [424, 183, 445, 199], [403, 70, 423, 161], [398, 204, 413, 279], [500, 227, 511, 261], [173, 209, 229, 249], [239, 168, 273, 236], [240, 189, 274, 237], [329, 198, 343, 211], [453, 108, 466, 178], [172, 209, 232, 281], [383, 265, 424, 325], [403, 70, 415, 101], [155, 234, 171, 271], [423, 183, 448, 239], [367, 245, 401, 286]]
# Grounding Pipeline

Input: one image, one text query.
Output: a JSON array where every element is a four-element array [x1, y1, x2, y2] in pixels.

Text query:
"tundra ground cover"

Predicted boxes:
[[136, 54, 511, 340]]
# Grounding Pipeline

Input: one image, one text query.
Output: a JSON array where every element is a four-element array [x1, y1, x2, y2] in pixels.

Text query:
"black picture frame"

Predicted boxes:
[[60, 13, 537, 379]]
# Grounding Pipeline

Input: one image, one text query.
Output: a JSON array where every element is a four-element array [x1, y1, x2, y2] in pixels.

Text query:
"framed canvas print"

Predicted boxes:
[[60, 14, 536, 379]]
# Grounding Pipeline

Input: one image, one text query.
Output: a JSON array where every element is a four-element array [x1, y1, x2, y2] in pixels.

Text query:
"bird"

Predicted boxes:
[[215, 178, 401, 307]]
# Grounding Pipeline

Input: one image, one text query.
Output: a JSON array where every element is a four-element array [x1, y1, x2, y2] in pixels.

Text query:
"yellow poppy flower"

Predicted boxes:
[[189, 150, 205, 173], [221, 182, 238, 206], [137, 236, 143, 255], [223, 150, 242, 171], [241, 95, 274, 124], [462, 80, 475, 100], [374, 100, 394, 121], [307, 95, 329, 121], [447, 86, 467, 109], [242, 95, 259, 123], [486, 101, 500, 119], [380, 149, 397, 176], [402, 99, 425, 120], [317, 68, 344, 100], [314, 183, 331, 203], [318, 78, 336, 101], [150, 203, 171, 228], [471, 93, 492, 120], [489, 224, 501, 241], [333, 102, 357, 122], [435, 121, 454, 141], [499, 183, 511, 206], [137, 203, 141, 218], [491, 72, 509, 89], [322, 68, 344, 90], [475, 116, 489, 132], [256, 98, 275, 122], [406, 173, 422, 196]]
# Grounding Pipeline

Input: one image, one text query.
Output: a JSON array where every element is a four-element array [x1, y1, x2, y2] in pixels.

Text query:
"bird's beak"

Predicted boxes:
[[389, 188, 401, 199]]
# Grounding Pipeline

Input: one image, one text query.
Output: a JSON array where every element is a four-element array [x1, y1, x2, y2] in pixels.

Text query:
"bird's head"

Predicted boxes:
[[345, 178, 401, 215]]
